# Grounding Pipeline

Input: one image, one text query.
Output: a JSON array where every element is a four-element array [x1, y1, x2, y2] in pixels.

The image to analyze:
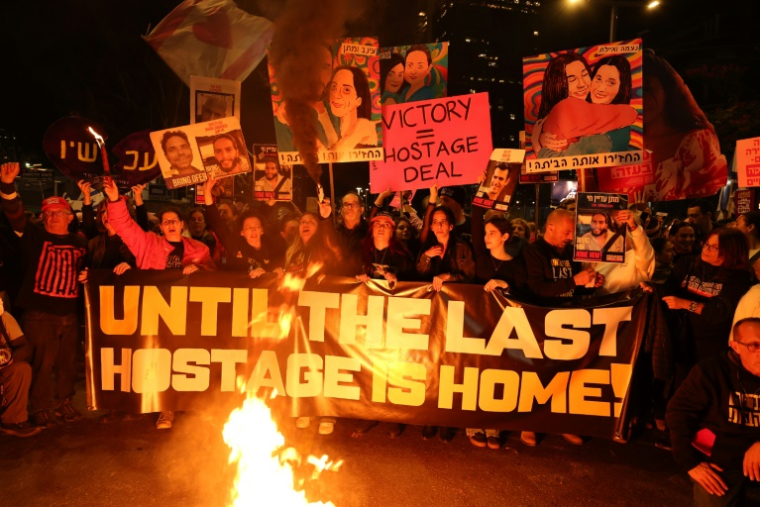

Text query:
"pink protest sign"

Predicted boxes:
[[737, 137, 760, 188], [370, 92, 492, 192]]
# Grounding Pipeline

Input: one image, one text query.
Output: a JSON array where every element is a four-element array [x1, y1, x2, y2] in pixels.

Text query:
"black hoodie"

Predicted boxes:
[[666, 350, 760, 472]]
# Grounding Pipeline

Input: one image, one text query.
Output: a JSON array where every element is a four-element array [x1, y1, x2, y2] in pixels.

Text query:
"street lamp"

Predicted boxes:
[[567, 0, 661, 42]]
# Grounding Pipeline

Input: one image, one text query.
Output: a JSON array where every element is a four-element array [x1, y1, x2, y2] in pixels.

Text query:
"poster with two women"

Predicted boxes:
[[523, 39, 644, 174], [524, 39, 727, 202]]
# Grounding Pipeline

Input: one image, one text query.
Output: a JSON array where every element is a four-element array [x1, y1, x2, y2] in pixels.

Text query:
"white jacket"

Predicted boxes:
[[583, 225, 655, 295]]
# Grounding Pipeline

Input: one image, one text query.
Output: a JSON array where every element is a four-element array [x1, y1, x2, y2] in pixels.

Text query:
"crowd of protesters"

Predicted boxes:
[[3, 160, 760, 505]]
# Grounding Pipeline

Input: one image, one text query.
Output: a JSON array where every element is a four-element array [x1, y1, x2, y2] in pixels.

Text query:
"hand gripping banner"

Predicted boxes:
[[85, 271, 647, 440]]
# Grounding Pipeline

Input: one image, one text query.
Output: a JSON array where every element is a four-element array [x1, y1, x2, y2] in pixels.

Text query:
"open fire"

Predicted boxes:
[[223, 392, 341, 507], [223, 262, 340, 506]]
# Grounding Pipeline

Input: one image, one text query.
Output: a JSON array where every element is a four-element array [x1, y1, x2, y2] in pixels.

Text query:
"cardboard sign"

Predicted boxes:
[[110, 130, 162, 190], [574, 192, 628, 264], [253, 144, 292, 201], [473, 149, 525, 211], [523, 39, 643, 172], [149, 117, 251, 189], [269, 37, 382, 165], [735, 188, 756, 215], [737, 137, 760, 188], [190, 76, 241, 125], [370, 92, 493, 192], [42, 116, 108, 182]]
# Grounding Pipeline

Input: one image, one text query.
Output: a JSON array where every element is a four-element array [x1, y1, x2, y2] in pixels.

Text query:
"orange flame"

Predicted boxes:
[[223, 261, 339, 505], [223, 393, 338, 506]]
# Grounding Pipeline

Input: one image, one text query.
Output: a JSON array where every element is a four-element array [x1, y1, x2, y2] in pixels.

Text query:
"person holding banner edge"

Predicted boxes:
[[102, 176, 216, 430], [522, 208, 602, 447], [351, 211, 416, 439], [466, 204, 527, 448], [416, 204, 475, 442]]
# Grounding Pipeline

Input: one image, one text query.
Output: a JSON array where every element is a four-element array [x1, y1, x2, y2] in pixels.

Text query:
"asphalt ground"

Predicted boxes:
[[0, 380, 691, 507]]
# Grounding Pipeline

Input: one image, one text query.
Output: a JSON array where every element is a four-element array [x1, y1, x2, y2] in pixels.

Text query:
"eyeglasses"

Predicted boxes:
[[161, 219, 181, 226], [342, 203, 360, 210], [43, 210, 70, 217], [373, 222, 393, 230], [735, 341, 760, 353], [702, 243, 720, 252]]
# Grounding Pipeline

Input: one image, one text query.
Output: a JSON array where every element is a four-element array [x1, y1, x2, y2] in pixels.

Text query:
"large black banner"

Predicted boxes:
[[85, 271, 647, 440]]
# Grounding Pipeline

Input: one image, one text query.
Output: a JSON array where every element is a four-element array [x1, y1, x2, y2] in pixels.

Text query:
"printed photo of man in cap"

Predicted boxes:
[[196, 93, 232, 123]]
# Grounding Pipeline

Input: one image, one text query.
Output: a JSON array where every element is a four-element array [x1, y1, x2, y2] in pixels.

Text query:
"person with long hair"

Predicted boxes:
[[380, 52, 408, 105], [395, 215, 420, 259], [351, 212, 415, 439], [532, 53, 638, 158], [288, 198, 343, 435], [102, 177, 215, 431], [416, 205, 475, 443], [203, 176, 283, 277], [284, 211, 340, 278], [659, 228, 752, 379], [327, 66, 378, 151], [641, 49, 728, 200]]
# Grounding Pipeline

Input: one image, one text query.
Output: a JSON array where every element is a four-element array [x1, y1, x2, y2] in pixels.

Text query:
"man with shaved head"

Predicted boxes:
[[520, 208, 603, 448], [523, 209, 602, 299]]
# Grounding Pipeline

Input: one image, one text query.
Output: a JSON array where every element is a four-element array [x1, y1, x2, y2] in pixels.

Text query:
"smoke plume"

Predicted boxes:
[[268, 0, 365, 182]]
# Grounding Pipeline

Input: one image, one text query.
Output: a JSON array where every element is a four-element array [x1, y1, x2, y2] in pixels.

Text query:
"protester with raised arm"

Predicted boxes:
[[103, 176, 214, 430], [0, 162, 87, 428]]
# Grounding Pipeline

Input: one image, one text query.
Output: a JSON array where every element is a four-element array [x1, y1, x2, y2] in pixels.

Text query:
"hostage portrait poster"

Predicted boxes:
[[149, 117, 251, 189], [269, 37, 383, 165], [378, 42, 449, 106], [190, 76, 241, 125], [473, 149, 525, 211], [574, 192, 628, 264], [523, 39, 644, 173], [253, 144, 292, 202]]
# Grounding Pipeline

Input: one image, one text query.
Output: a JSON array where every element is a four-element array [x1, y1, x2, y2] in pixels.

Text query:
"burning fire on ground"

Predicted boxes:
[[223, 263, 340, 506]]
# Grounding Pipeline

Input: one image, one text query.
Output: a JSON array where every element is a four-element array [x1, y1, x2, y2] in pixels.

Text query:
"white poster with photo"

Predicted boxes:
[[473, 149, 525, 211], [574, 192, 628, 264], [253, 144, 292, 201], [190, 76, 241, 125], [149, 117, 251, 189]]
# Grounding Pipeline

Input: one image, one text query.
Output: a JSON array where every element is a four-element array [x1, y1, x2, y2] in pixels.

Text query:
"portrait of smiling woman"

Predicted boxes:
[[530, 51, 638, 158]]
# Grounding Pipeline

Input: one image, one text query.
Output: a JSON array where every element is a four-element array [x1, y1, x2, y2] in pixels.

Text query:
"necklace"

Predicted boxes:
[[490, 255, 505, 272]]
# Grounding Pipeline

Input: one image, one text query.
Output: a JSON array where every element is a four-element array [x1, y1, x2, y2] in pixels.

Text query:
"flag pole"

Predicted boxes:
[[329, 162, 337, 227]]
